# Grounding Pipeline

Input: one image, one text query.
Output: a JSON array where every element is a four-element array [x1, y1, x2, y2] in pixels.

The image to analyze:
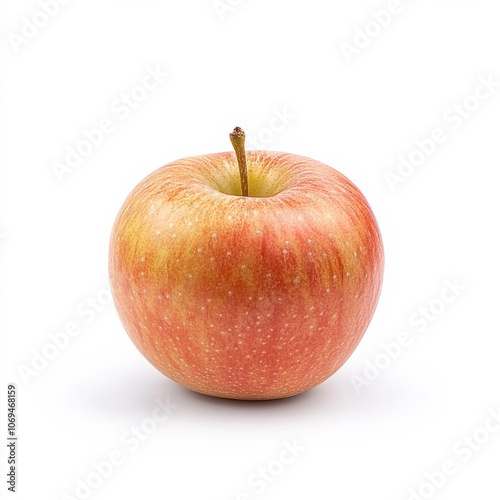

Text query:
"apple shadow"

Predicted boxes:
[[66, 356, 421, 433], [169, 371, 418, 430]]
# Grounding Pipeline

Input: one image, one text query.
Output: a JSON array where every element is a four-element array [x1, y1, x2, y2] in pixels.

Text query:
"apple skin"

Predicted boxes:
[[109, 151, 384, 400]]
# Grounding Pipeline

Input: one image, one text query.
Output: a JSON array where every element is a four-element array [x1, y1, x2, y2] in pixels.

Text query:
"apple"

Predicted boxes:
[[109, 127, 384, 400]]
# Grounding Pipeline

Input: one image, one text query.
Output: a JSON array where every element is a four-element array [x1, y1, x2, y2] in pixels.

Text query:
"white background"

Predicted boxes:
[[1, 0, 500, 499]]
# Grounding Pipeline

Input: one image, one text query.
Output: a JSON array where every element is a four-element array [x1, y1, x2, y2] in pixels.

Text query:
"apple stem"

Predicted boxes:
[[230, 127, 249, 197]]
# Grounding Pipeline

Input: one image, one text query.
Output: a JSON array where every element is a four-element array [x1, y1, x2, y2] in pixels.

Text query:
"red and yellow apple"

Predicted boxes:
[[109, 128, 384, 400]]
